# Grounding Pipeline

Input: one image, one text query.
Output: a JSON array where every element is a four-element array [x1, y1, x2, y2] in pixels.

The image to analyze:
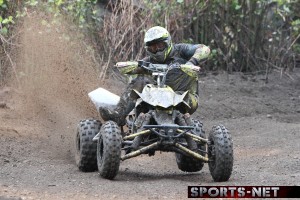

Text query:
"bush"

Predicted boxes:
[[1, 0, 299, 84]]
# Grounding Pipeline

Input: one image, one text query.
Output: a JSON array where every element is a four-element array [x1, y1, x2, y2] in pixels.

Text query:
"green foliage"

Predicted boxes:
[[0, 0, 16, 36], [0, 0, 99, 30], [140, 0, 300, 72], [43, 0, 98, 28], [0, 0, 299, 74], [26, 0, 38, 6]]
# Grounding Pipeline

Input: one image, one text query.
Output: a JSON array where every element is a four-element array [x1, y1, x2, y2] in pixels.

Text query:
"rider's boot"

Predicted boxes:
[[99, 75, 153, 126], [99, 97, 135, 126], [93, 97, 134, 142], [95, 75, 153, 142]]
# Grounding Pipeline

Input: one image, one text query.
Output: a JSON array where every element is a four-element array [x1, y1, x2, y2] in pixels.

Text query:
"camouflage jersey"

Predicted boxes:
[[142, 43, 201, 96]]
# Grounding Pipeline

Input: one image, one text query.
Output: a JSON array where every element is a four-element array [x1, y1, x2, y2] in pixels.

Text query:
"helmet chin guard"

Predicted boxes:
[[144, 26, 172, 62], [147, 44, 172, 63]]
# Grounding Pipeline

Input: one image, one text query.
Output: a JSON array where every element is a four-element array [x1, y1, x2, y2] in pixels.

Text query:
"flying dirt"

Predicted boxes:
[[0, 12, 300, 200]]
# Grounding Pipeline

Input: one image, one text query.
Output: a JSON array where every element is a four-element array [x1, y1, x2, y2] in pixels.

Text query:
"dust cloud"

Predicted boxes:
[[10, 11, 103, 160]]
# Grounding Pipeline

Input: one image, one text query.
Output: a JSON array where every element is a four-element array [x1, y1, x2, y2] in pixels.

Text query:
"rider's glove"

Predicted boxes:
[[180, 64, 200, 79], [185, 61, 201, 72], [181, 64, 201, 72]]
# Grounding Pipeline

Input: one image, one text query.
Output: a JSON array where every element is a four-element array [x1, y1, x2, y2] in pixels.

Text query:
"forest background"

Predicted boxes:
[[1, 0, 299, 84]]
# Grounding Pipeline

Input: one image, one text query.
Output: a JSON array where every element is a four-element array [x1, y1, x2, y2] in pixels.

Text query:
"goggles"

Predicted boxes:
[[146, 41, 167, 54]]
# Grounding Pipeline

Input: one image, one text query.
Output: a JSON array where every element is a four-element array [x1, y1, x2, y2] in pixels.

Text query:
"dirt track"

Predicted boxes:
[[0, 12, 300, 200]]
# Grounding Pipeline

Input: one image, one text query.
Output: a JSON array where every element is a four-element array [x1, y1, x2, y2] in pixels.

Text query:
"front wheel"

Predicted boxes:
[[208, 125, 233, 182], [75, 119, 102, 172], [97, 121, 122, 180]]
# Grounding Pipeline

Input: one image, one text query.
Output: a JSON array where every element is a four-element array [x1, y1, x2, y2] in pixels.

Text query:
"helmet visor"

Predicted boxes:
[[146, 41, 167, 54]]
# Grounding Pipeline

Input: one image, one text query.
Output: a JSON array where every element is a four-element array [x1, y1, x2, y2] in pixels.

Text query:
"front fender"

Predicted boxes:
[[133, 84, 190, 109]]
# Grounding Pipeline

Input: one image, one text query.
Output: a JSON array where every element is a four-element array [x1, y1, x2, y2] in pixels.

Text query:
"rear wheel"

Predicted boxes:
[[75, 119, 102, 172], [208, 125, 233, 182], [97, 121, 122, 180], [176, 119, 206, 172]]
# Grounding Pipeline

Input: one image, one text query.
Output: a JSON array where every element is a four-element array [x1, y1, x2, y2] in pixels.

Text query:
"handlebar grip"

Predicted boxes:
[[115, 61, 138, 74]]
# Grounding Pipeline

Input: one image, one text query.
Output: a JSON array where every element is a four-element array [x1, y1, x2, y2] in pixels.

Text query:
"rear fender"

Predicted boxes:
[[88, 87, 120, 111]]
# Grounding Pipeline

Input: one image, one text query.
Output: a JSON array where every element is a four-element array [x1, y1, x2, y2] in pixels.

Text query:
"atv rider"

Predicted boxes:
[[100, 26, 210, 126]]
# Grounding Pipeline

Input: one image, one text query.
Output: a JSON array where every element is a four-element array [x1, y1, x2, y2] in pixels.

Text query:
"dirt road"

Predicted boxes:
[[0, 12, 300, 200]]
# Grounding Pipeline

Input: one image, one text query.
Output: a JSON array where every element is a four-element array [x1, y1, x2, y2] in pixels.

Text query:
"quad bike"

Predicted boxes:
[[75, 61, 233, 182]]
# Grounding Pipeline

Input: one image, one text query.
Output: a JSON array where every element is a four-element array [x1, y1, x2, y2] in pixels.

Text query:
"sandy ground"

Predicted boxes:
[[0, 11, 300, 200]]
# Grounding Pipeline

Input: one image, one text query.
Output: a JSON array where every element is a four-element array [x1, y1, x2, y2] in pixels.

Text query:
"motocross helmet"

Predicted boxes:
[[144, 26, 172, 63]]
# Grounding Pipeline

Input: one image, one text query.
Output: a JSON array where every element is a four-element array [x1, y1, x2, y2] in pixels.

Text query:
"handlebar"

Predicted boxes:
[[115, 60, 200, 75], [138, 60, 181, 73]]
